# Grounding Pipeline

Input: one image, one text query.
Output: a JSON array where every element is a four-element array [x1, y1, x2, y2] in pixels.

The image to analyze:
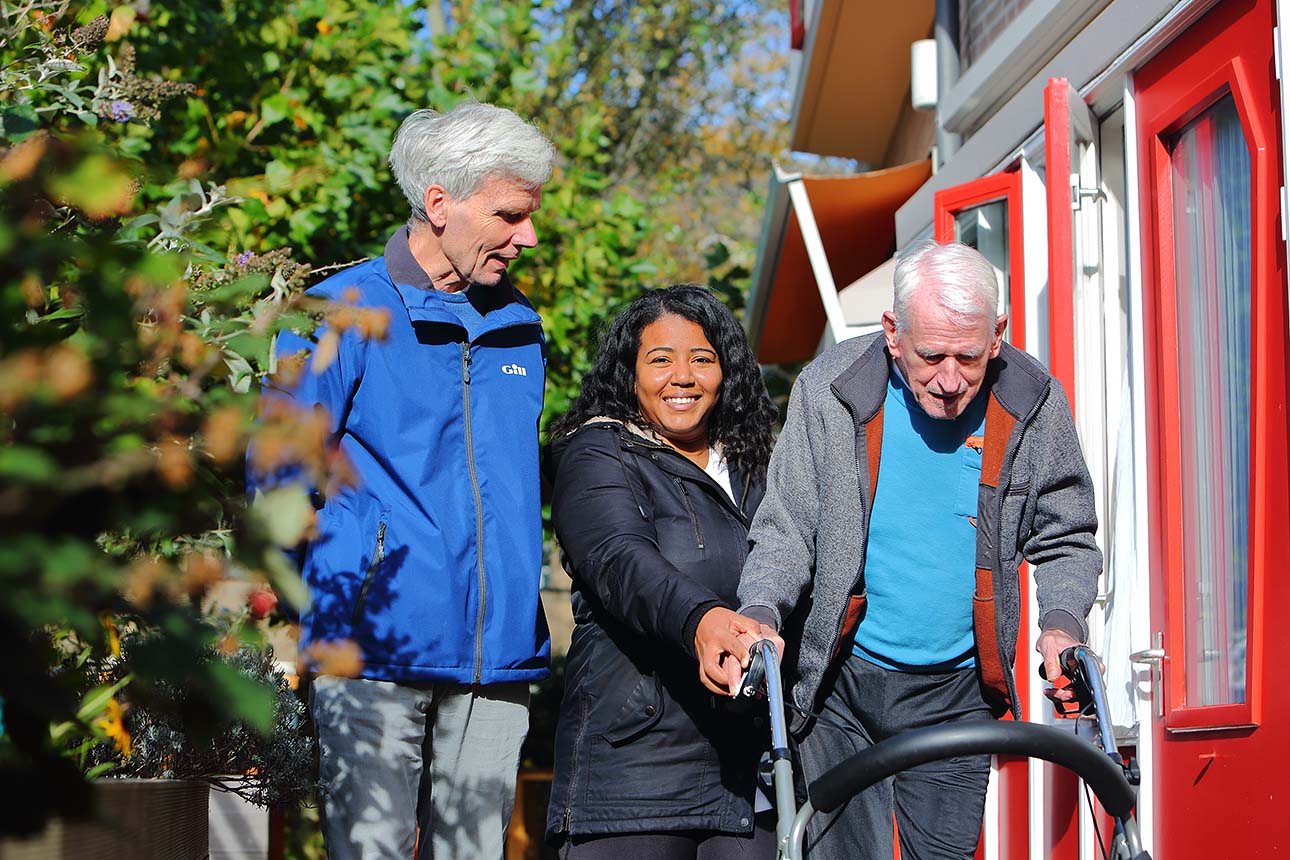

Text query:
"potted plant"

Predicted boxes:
[[75, 624, 314, 860]]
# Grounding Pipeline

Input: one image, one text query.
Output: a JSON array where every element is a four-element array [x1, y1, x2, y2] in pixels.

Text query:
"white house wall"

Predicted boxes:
[[896, 0, 1223, 248]]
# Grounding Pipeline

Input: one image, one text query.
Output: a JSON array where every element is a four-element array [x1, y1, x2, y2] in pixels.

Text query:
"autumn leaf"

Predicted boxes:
[[100, 612, 121, 658]]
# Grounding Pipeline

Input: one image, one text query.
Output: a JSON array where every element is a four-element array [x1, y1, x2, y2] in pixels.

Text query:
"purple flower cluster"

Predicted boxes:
[[233, 251, 257, 267], [108, 100, 135, 123]]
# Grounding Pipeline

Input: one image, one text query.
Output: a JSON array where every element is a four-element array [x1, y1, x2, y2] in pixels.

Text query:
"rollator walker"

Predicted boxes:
[[740, 640, 1152, 860]]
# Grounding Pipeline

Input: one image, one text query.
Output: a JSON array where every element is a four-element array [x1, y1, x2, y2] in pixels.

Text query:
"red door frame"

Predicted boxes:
[[1136, 0, 1288, 854], [1040, 76, 1093, 860], [1044, 79, 1079, 411], [934, 173, 1029, 860]]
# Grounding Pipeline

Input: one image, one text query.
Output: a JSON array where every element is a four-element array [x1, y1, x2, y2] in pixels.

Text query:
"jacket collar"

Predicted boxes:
[[829, 334, 889, 423], [381, 227, 541, 334], [829, 336, 1049, 424], [985, 342, 1050, 421], [576, 417, 752, 520]]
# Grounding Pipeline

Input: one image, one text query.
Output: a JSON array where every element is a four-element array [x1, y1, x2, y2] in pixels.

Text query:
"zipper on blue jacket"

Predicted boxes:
[[351, 521, 386, 626], [462, 342, 488, 684]]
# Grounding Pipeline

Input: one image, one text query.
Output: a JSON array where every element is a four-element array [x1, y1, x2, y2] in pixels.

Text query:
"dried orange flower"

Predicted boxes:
[[181, 551, 224, 597], [156, 436, 193, 489], [96, 698, 132, 759], [202, 406, 245, 465], [46, 345, 92, 401], [124, 557, 167, 607]]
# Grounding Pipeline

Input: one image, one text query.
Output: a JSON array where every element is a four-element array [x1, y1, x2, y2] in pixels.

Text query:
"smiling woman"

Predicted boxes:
[[543, 285, 778, 858], [634, 314, 725, 466]]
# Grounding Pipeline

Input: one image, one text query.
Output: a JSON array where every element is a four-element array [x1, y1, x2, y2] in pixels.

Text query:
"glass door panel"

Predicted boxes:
[[1168, 93, 1252, 707], [953, 200, 1012, 340], [933, 171, 1025, 350]]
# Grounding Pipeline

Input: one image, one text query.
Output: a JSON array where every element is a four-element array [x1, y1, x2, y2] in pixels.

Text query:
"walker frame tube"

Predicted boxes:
[[750, 640, 1150, 860]]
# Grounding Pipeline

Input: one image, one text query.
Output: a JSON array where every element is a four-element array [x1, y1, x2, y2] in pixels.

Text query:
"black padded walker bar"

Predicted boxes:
[[808, 721, 1137, 817]]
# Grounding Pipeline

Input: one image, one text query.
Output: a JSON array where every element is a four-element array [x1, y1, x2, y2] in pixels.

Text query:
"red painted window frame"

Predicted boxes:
[[933, 172, 1030, 860], [1137, 13, 1286, 732], [934, 171, 1027, 351]]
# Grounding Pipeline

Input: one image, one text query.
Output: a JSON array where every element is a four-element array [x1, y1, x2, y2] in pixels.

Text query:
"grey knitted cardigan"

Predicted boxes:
[[738, 333, 1101, 726]]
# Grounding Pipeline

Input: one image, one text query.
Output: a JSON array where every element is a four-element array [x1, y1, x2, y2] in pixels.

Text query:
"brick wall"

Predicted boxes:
[[958, 0, 1034, 68]]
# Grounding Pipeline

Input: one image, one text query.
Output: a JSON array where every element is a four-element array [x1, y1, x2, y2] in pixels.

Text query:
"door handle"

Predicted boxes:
[[1129, 632, 1165, 718], [1128, 648, 1165, 663]]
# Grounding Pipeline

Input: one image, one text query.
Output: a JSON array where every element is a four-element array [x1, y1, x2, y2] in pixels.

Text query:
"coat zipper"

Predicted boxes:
[[674, 477, 706, 549], [462, 343, 488, 684], [828, 398, 871, 669], [561, 689, 589, 833], [351, 521, 387, 625], [993, 385, 1049, 713]]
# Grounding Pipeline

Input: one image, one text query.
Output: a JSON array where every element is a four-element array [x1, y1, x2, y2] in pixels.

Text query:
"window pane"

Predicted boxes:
[[1169, 93, 1251, 707], [954, 200, 1011, 340]]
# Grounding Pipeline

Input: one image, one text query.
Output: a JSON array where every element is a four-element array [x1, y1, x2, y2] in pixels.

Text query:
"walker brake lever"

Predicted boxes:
[[736, 646, 767, 701], [1039, 646, 1094, 718]]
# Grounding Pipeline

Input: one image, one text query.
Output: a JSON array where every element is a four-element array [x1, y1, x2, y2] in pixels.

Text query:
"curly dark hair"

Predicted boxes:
[[548, 284, 777, 480]]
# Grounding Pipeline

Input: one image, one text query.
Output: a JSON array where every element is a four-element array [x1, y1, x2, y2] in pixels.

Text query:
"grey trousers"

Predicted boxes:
[[796, 657, 992, 860], [311, 675, 530, 860]]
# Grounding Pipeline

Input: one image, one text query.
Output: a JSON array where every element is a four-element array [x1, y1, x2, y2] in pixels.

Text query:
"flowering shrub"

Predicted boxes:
[[0, 6, 358, 833]]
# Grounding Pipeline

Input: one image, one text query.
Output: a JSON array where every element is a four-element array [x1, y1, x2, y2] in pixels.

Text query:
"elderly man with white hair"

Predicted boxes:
[[695, 240, 1102, 860], [262, 102, 556, 859]]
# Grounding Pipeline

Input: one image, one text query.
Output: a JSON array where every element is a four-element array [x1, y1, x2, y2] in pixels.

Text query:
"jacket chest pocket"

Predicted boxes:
[[956, 447, 984, 518], [674, 478, 705, 549]]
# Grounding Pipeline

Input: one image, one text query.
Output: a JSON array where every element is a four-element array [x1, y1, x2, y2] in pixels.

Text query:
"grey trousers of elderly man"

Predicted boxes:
[[311, 675, 530, 860]]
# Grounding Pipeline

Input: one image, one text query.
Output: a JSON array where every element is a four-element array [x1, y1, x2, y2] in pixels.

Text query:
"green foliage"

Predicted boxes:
[[0, 6, 340, 835], [59, 0, 784, 431], [0, 0, 788, 835]]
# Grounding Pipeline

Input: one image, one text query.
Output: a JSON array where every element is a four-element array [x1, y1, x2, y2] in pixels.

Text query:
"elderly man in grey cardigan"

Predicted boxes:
[[694, 240, 1101, 860]]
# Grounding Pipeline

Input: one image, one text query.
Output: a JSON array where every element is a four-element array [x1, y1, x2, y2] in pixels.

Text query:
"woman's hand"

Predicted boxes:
[[694, 607, 784, 697]]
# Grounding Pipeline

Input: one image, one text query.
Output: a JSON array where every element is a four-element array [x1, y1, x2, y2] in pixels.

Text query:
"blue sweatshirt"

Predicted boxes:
[[852, 373, 987, 671]]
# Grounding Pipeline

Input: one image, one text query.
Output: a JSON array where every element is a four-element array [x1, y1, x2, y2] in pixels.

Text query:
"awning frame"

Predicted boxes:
[[779, 165, 885, 347]]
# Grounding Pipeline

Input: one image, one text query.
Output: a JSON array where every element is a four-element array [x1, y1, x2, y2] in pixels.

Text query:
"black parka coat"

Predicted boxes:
[[545, 420, 768, 842]]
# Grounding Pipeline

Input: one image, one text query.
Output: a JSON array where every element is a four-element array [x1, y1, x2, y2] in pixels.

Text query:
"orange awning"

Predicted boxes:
[[753, 158, 932, 364]]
